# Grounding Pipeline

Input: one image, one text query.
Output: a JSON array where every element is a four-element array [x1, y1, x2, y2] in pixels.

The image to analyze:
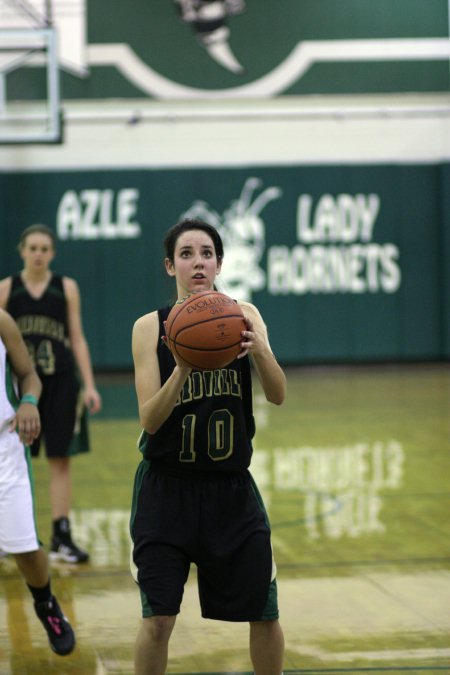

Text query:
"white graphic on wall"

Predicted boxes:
[[269, 193, 402, 294], [1, 1, 450, 98], [182, 177, 282, 301], [56, 188, 141, 240], [174, 0, 246, 73], [86, 38, 450, 99], [182, 179, 402, 298]]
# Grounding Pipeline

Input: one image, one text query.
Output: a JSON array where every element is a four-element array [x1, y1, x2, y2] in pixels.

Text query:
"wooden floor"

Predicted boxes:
[[1, 364, 449, 674]]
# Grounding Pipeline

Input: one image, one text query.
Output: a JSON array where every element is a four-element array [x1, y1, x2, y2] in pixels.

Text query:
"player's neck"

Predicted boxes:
[[21, 268, 52, 285]]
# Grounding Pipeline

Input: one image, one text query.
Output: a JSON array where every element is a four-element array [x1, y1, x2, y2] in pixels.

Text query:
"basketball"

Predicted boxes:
[[165, 291, 246, 370]]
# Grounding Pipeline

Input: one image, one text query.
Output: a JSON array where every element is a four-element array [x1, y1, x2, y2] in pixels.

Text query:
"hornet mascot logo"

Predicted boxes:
[[181, 178, 282, 301], [174, 0, 246, 73]]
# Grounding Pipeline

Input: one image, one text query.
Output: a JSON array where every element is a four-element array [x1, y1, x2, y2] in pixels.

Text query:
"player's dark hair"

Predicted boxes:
[[18, 224, 56, 251], [164, 218, 224, 263]]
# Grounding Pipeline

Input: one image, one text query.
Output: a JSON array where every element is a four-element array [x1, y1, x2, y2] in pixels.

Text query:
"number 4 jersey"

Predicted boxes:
[[138, 306, 256, 472], [7, 275, 74, 376]]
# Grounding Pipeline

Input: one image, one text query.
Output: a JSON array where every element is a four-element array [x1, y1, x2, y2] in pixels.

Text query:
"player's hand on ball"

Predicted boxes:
[[162, 321, 169, 349], [162, 321, 191, 371], [238, 315, 259, 358]]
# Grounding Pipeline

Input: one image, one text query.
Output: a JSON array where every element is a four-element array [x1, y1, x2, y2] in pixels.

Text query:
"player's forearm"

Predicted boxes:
[[140, 365, 191, 434], [72, 338, 96, 390], [252, 350, 286, 405], [19, 370, 42, 401]]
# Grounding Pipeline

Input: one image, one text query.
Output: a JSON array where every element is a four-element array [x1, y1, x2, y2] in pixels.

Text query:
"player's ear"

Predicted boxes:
[[165, 257, 176, 277]]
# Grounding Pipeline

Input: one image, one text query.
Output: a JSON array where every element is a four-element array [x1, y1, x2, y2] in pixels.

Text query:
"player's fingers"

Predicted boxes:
[[18, 423, 32, 443], [90, 397, 102, 414], [161, 335, 171, 351], [31, 418, 41, 439], [243, 315, 253, 331], [241, 330, 255, 345]]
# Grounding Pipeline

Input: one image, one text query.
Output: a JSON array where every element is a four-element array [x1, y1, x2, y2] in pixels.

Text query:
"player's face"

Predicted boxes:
[[166, 229, 222, 298], [20, 233, 55, 272]]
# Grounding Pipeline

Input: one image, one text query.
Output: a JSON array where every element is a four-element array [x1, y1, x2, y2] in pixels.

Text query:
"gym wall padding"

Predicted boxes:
[[0, 163, 447, 367]]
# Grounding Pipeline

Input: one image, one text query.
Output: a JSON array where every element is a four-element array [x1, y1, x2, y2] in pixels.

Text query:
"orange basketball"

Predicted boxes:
[[165, 291, 246, 370]]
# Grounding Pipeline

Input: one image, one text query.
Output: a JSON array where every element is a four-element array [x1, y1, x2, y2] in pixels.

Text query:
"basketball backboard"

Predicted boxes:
[[0, 1, 62, 143]]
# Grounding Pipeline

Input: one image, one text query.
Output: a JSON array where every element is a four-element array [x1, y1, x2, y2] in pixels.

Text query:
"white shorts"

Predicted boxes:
[[0, 425, 40, 553]]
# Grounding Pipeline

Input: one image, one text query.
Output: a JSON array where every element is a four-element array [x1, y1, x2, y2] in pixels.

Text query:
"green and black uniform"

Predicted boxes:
[[7, 274, 88, 458], [130, 306, 279, 622]]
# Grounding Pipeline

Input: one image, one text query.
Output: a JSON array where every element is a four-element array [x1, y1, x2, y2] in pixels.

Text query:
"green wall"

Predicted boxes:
[[0, 163, 447, 367], [7, 0, 449, 101], [441, 164, 450, 359]]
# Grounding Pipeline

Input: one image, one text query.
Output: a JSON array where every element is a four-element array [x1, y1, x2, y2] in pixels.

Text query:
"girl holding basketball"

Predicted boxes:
[[130, 218, 286, 675]]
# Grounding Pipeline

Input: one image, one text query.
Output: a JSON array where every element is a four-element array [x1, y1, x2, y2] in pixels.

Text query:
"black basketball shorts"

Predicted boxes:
[[31, 369, 84, 458], [130, 461, 279, 622]]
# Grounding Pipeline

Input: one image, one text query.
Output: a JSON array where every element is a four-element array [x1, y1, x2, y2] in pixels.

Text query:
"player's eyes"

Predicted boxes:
[[178, 248, 213, 258], [28, 245, 49, 252]]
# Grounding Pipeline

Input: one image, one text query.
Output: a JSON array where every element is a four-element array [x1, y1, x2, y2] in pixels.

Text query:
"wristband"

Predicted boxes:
[[20, 394, 39, 406]]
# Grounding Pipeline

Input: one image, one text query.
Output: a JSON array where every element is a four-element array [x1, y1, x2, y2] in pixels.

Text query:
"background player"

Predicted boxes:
[[0, 224, 102, 563], [0, 308, 75, 655]]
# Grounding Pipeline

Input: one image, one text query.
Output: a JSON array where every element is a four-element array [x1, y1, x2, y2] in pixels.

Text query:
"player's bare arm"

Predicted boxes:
[[0, 309, 42, 443], [63, 276, 101, 413], [238, 300, 286, 405], [133, 312, 191, 435], [0, 277, 12, 310]]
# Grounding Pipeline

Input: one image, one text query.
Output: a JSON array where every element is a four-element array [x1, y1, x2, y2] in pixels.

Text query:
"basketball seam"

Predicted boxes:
[[175, 313, 244, 332], [171, 342, 240, 370], [169, 337, 242, 353]]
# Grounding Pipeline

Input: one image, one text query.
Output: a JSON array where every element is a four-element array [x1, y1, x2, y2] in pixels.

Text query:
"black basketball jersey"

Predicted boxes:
[[7, 274, 74, 376], [139, 306, 256, 472]]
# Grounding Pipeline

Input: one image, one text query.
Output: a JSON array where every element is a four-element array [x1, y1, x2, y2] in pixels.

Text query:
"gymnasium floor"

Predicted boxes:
[[0, 363, 449, 674]]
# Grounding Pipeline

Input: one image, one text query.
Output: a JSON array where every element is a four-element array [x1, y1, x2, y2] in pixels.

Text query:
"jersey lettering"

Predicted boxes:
[[175, 368, 242, 406], [180, 414, 196, 462], [208, 409, 234, 461], [26, 339, 56, 375], [179, 410, 234, 463], [17, 315, 66, 342]]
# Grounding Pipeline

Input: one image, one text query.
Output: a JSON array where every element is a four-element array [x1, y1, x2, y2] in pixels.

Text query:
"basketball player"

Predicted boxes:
[[0, 308, 75, 655], [130, 218, 286, 675], [0, 225, 102, 564]]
